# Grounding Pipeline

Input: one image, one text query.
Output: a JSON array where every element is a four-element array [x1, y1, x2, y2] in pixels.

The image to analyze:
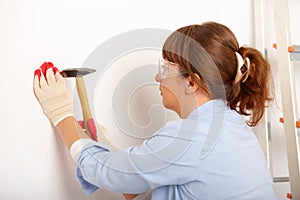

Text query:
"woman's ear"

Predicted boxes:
[[185, 74, 199, 94]]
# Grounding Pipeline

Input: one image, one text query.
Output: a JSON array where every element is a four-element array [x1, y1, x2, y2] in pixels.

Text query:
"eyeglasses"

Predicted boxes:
[[158, 58, 187, 80]]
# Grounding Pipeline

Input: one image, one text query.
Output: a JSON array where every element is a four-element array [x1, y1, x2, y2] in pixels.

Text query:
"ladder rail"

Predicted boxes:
[[253, 0, 271, 169], [273, 0, 300, 198]]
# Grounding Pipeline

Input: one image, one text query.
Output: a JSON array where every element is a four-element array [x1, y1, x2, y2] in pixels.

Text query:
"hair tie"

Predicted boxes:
[[234, 52, 250, 84]]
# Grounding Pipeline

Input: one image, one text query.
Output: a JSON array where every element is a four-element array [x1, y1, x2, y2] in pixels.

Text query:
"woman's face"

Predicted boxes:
[[155, 59, 186, 114]]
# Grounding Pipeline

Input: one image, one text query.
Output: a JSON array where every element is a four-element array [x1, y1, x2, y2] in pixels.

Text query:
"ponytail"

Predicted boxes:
[[227, 46, 273, 126], [162, 22, 274, 127]]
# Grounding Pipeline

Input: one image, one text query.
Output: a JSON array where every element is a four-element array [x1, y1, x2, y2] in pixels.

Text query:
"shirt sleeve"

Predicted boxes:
[[75, 119, 202, 195], [70, 138, 95, 164]]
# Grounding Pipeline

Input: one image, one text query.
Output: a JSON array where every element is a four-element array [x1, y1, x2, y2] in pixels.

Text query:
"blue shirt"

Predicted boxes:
[[73, 100, 276, 199]]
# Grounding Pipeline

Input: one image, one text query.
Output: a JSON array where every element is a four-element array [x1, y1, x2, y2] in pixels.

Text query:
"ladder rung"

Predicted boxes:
[[279, 117, 300, 128], [273, 44, 300, 52], [273, 176, 289, 182], [296, 121, 300, 128], [273, 44, 300, 61], [288, 45, 300, 53]]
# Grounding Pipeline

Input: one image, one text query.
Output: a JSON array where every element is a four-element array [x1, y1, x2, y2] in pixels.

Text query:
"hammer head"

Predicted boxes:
[[61, 68, 96, 78]]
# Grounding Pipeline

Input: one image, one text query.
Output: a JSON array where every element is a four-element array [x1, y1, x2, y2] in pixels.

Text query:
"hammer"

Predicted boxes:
[[61, 68, 98, 141]]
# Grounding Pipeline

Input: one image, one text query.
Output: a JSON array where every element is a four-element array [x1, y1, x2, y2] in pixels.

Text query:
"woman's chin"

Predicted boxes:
[[162, 100, 172, 111]]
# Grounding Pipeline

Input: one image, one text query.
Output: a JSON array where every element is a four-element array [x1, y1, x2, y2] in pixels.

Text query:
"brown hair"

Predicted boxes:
[[162, 21, 273, 126]]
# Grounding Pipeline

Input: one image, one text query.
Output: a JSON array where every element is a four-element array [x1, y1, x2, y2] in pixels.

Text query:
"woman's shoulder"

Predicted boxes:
[[153, 119, 201, 141]]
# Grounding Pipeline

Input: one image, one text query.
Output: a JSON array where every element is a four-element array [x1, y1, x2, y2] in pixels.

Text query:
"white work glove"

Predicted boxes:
[[34, 68, 74, 126]]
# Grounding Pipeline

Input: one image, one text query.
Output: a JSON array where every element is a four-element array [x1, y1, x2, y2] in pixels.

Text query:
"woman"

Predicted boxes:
[[34, 22, 276, 199]]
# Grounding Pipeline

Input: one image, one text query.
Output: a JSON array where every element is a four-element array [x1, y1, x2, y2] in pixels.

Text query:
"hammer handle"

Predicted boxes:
[[76, 77, 93, 136]]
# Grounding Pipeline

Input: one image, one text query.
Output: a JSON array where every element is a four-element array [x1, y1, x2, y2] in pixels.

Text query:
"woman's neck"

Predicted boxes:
[[178, 93, 210, 119]]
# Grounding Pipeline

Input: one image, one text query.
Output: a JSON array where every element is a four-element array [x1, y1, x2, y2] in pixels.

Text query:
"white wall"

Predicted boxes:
[[0, 0, 296, 199]]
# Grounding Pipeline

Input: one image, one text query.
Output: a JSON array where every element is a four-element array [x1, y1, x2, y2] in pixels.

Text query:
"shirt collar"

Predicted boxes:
[[187, 99, 228, 120]]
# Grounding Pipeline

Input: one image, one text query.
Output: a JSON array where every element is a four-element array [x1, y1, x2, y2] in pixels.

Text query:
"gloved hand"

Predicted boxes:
[[33, 62, 73, 126]]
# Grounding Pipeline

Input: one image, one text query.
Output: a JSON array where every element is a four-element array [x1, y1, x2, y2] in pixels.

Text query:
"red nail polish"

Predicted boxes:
[[40, 62, 48, 77], [34, 69, 41, 80], [53, 67, 59, 74], [38, 62, 60, 78], [47, 62, 54, 68]]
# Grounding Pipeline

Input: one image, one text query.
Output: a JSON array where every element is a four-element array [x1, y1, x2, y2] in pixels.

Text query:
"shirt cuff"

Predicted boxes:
[[70, 138, 94, 164], [133, 190, 152, 200]]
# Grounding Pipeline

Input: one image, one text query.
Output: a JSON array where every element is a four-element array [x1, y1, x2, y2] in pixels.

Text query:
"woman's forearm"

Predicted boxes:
[[56, 116, 91, 150], [57, 117, 140, 199]]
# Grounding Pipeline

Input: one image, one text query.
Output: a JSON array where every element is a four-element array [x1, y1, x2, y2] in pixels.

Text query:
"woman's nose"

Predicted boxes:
[[155, 73, 161, 82]]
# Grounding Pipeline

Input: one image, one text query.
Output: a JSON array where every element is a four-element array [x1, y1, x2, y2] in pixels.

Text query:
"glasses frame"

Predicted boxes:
[[158, 58, 188, 80]]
